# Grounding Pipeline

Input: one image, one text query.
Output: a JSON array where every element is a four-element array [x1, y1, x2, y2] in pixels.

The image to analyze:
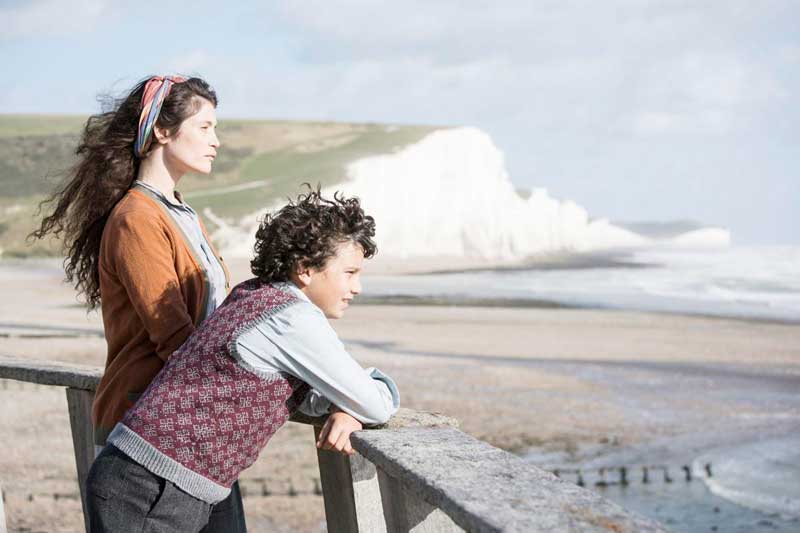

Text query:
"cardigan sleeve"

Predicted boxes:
[[103, 209, 195, 361]]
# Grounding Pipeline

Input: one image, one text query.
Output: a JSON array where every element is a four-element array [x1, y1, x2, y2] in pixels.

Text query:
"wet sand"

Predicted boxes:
[[1, 259, 799, 531]]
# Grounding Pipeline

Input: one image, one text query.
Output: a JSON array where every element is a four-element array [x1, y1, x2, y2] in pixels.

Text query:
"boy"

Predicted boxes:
[[86, 190, 400, 532]]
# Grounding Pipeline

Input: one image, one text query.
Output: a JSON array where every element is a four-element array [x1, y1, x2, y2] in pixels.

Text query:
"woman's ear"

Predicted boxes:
[[152, 125, 171, 145]]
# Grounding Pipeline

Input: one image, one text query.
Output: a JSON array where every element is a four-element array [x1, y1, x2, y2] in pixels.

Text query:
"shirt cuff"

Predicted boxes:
[[364, 366, 401, 415], [298, 388, 332, 417]]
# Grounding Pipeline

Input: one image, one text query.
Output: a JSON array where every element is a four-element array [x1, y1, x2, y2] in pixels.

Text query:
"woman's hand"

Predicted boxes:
[[316, 408, 363, 456]]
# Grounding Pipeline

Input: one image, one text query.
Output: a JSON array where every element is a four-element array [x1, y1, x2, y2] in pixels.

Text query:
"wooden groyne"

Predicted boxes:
[[0, 355, 666, 532]]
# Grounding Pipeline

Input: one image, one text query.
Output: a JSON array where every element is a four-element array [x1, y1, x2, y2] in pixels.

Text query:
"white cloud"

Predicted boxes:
[[632, 111, 686, 135], [158, 50, 216, 77], [0, 0, 113, 40], [247, 1, 795, 143]]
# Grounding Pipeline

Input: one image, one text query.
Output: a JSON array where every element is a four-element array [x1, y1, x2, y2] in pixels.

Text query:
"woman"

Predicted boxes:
[[31, 75, 245, 531]]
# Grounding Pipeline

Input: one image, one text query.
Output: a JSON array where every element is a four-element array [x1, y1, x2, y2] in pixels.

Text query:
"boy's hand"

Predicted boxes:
[[317, 408, 362, 456]]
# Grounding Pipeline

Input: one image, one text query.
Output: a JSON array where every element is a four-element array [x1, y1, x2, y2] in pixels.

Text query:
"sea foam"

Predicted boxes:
[[694, 434, 800, 520]]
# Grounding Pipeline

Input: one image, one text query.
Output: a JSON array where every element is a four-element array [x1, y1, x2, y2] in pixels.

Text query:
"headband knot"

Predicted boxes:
[[134, 75, 187, 158]]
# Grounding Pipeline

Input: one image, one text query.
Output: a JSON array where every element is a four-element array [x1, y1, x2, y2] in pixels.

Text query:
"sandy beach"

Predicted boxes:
[[1, 259, 799, 532]]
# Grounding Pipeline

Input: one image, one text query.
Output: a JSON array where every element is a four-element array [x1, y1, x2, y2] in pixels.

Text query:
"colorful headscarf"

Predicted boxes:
[[134, 75, 187, 158]]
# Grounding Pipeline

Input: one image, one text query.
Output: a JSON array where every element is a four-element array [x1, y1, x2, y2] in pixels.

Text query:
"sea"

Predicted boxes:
[[363, 245, 800, 531], [523, 430, 800, 532], [362, 246, 800, 323]]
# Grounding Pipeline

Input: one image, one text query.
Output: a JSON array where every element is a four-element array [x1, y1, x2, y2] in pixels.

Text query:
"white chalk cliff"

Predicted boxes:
[[210, 127, 730, 260]]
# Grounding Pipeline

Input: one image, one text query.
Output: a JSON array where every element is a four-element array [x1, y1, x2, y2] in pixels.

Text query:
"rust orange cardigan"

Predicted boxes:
[[93, 187, 230, 444]]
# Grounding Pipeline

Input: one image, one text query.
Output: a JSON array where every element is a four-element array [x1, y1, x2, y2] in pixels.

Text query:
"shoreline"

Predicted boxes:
[[4, 256, 799, 326], [354, 294, 800, 326], [0, 248, 648, 275]]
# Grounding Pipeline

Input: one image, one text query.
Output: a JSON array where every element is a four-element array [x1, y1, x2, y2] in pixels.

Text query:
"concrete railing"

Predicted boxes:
[[0, 355, 666, 532]]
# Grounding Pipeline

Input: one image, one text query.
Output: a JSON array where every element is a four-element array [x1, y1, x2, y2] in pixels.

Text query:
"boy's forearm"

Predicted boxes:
[[307, 369, 399, 425]]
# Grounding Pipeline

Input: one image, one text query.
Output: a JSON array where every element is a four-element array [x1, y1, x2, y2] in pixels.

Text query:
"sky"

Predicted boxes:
[[1, 0, 798, 244]]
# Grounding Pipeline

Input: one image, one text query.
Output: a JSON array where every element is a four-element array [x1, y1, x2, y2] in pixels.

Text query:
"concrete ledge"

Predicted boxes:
[[0, 356, 102, 391], [291, 407, 459, 429], [352, 427, 666, 533]]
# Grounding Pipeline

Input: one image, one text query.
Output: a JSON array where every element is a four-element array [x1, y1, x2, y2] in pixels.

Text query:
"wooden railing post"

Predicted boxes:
[[314, 427, 389, 533], [66, 388, 95, 533], [314, 426, 359, 532]]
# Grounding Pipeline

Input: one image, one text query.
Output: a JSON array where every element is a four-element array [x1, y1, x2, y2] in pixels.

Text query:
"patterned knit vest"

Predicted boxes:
[[108, 280, 310, 504]]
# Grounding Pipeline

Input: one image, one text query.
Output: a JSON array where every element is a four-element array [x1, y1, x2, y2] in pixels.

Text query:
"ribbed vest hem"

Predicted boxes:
[[107, 423, 230, 505]]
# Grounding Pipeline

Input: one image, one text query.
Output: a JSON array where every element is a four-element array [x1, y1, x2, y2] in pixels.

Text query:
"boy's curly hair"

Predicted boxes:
[[251, 187, 377, 282]]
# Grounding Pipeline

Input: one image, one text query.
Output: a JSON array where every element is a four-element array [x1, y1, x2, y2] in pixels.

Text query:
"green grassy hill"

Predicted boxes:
[[0, 115, 439, 257]]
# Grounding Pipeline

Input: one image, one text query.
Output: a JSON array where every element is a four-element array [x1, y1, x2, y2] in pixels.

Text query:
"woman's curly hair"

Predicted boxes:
[[251, 187, 377, 282], [29, 76, 218, 309]]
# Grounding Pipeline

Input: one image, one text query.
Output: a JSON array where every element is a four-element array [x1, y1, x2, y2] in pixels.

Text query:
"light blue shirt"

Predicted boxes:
[[235, 282, 400, 425]]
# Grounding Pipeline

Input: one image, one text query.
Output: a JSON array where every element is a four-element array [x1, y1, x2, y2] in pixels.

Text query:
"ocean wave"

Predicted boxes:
[[362, 246, 800, 321], [693, 434, 800, 520]]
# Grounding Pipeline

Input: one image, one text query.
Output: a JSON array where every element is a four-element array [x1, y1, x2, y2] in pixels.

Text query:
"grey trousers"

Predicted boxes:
[[201, 480, 246, 533], [87, 445, 245, 533]]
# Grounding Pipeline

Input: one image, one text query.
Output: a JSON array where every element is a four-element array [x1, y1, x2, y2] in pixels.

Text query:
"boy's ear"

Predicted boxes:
[[293, 262, 314, 288]]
